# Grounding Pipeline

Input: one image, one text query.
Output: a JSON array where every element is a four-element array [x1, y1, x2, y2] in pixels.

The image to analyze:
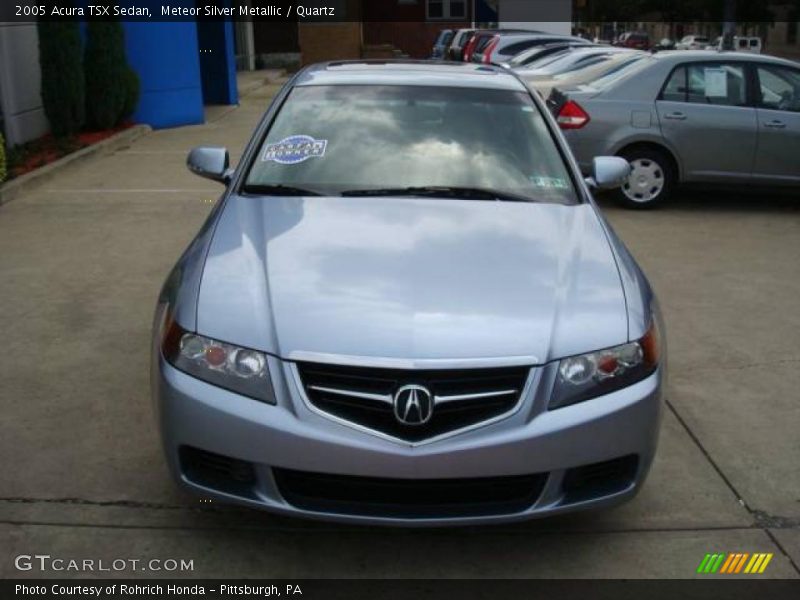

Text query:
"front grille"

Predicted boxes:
[[296, 362, 531, 442], [179, 446, 257, 498], [274, 468, 547, 518]]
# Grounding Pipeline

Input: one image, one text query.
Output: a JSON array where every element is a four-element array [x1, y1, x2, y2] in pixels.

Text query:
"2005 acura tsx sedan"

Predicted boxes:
[[151, 61, 666, 526]]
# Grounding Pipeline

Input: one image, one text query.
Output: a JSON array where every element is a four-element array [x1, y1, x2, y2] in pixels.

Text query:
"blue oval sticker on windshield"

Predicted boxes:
[[262, 135, 328, 165]]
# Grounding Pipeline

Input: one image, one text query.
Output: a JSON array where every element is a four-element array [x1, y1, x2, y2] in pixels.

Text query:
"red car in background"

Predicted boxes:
[[614, 32, 650, 50]]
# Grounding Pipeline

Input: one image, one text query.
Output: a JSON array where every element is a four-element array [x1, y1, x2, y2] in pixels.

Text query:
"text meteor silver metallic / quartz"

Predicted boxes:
[[152, 60, 666, 525]]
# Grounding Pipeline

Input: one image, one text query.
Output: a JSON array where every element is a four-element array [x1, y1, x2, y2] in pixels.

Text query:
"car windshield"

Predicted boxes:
[[520, 48, 572, 70], [588, 55, 654, 89], [535, 52, 608, 75], [509, 44, 569, 67], [244, 85, 577, 205], [507, 51, 532, 66], [555, 54, 643, 82], [551, 55, 611, 77], [438, 31, 454, 45]]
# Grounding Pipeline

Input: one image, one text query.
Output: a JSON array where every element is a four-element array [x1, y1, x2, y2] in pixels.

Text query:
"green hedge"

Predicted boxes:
[[121, 66, 141, 121], [0, 133, 6, 183], [38, 19, 85, 137], [85, 19, 137, 129]]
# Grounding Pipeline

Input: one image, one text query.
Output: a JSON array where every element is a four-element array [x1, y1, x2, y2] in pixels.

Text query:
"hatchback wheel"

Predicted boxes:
[[615, 148, 675, 209]]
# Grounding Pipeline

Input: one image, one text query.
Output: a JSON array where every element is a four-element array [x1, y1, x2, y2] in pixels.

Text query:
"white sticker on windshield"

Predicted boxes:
[[704, 68, 727, 97], [262, 135, 327, 164], [530, 176, 569, 189]]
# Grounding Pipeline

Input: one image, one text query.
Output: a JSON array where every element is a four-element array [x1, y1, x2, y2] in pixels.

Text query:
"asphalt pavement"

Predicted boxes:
[[1, 71, 798, 579]]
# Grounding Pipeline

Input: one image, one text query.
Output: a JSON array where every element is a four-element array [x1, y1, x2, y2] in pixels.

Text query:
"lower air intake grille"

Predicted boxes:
[[273, 468, 547, 518], [562, 454, 639, 503], [296, 362, 531, 442], [179, 446, 257, 498]]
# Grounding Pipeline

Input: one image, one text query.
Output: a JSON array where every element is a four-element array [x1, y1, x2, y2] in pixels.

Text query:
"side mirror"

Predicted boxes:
[[187, 146, 231, 184], [585, 156, 631, 190]]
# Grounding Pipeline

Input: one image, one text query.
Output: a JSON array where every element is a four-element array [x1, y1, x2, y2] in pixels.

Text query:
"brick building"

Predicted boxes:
[[294, 0, 572, 64]]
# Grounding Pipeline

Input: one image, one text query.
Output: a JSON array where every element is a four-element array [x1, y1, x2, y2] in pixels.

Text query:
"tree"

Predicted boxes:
[[84, 17, 130, 129], [120, 66, 141, 121], [37, 18, 85, 137]]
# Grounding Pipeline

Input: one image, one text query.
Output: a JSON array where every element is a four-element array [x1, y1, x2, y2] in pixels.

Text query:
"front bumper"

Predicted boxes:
[[154, 355, 663, 526]]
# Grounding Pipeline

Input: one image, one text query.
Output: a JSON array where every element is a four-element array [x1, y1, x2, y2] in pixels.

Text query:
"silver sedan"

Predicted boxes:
[[152, 61, 665, 525], [551, 51, 800, 207]]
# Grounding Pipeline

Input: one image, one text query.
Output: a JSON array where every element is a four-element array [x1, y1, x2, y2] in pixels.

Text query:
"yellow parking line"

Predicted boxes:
[[744, 554, 761, 573], [757, 554, 773, 574]]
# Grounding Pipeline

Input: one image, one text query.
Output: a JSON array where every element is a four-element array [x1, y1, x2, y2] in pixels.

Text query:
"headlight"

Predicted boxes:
[[161, 315, 275, 404], [549, 321, 661, 409]]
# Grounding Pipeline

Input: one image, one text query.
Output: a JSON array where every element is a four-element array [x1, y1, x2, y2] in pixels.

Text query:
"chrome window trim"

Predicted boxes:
[[286, 350, 541, 370]]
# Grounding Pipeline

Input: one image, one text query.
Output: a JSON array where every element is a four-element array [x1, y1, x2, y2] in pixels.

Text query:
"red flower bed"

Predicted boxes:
[[6, 122, 133, 180]]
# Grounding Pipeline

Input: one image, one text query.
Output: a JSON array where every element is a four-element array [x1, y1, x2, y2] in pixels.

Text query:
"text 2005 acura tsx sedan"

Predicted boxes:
[[151, 61, 665, 525]]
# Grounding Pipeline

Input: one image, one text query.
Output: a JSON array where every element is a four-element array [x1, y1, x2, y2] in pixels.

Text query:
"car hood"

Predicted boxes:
[[196, 195, 628, 365]]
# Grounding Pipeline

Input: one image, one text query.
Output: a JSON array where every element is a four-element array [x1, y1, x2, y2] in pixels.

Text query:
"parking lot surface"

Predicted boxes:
[[1, 74, 798, 579]]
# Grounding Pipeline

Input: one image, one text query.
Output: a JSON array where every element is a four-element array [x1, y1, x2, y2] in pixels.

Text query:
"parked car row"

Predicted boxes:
[[431, 28, 591, 64], [434, 28, 765, 61], [429, 30, 798, 208], [514, 47, 648, 98]]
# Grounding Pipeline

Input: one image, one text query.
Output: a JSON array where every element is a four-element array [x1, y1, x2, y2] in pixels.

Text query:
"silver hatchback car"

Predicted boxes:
[[152, 61, 665, 525], [551, 51, 800, 207]]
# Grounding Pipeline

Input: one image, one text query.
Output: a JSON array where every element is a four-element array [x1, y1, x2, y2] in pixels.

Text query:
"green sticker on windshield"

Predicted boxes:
[[530, 176, 569, 189]]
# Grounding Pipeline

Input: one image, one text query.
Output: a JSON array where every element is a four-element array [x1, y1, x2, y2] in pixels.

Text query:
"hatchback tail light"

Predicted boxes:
[[556, 100, 590, 129], [482, 37, 500, 63], [463, 38, 477, 61]]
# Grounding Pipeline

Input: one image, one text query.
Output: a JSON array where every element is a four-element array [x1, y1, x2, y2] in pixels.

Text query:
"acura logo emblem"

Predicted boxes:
[[393, 385, 434, 425]]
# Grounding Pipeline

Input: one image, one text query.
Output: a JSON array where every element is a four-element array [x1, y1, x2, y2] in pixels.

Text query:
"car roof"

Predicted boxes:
[[494, 33, 574, 40], [514, 41, 591, 57], [577, 45, 638, 52], [296, 60, 529, 92], [474, 29, 538, 37], [546, 46, 636, 58], [653, 50, 799, 67]]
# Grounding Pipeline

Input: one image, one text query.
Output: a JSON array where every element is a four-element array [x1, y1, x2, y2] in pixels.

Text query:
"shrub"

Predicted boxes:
[[37, 19, 85, 137], [0, 133, 6, 183], [84, 18, 130, 129], [120, 66, 141, 121]]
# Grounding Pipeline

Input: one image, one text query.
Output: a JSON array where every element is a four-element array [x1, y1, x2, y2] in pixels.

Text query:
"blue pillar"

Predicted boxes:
[[123, 20, 206, 128], [196, 5, 239, 105]]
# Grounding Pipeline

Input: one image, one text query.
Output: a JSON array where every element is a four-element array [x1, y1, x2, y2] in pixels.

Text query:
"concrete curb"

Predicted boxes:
[[0, 124, 152, 208]]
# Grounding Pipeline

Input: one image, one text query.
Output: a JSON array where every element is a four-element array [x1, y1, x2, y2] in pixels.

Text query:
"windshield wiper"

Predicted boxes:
[[340, 186, 533, 202], [241, 184, 327, 197]]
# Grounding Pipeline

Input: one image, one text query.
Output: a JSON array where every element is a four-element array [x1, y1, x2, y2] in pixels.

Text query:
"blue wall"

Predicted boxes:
[[77, 0, 239, 129], [123, 21, 206, 128]]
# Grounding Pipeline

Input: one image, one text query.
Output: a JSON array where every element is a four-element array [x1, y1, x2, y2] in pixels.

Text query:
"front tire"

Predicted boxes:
[[614, 148, 676, 209]]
